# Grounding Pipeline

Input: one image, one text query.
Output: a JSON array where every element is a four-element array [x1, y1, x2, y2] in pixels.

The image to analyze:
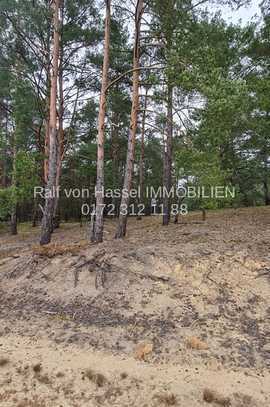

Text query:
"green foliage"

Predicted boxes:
[[15, 151, 39, 201], [0, 0, 268, 226], [176, 147, 234, 209], [0, 188, 12, 219], [0, 152, 38, 220]]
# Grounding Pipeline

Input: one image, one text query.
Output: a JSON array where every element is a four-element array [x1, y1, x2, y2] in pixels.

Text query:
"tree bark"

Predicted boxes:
[[10, 138, 17, 235], [115, 0, 144, 238], [91, 0, 111, 243], [32, 199, 38, 227], [44, 16, 52, 185], [137, 88, 148, 220], [263, 180, 270, 205], [162, 84, 173, 226], [44, 119, 50, 184], [53, 0, 64, 229], [0, 112, 8, 188], [10, 208, 17, 235], [111, 111, 120, 215], [40, 0, 60, 245]]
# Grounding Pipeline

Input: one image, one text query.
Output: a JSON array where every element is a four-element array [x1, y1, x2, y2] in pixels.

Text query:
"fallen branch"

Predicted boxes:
[[42, 310, 58, 315], [205, 270, 219, 286], [110, 262, 171, 284], [136, 271, 170, 283], [71, 249, 108, 288]]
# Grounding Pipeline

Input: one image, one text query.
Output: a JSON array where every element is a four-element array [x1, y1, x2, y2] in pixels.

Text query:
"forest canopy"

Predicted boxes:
[[0, 0, 269, 244]]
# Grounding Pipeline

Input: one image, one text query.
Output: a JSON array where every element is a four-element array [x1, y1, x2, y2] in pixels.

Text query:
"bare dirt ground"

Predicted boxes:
[[0, 207, 270, 406]]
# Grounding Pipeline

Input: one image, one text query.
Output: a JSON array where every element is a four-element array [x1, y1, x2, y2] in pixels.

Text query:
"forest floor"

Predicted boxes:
[[0, 207, 270, 407]]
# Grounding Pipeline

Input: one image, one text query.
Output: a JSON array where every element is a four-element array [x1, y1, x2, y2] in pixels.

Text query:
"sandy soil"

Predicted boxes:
[[0, 207, 270, 406]]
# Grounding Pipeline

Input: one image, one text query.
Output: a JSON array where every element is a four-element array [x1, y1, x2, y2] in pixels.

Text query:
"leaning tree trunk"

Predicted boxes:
[[115, 0, 144, 239], [137, 88, 148, 220], [162, 85, 173, 226], [40, 0, 60, 245], [91, 0, 111, 243]]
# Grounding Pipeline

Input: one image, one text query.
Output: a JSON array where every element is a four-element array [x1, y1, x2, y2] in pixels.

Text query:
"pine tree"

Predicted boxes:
[[40, 0, 61, 245], [91, 0, 111, 243], [115, 0, 144, 238]]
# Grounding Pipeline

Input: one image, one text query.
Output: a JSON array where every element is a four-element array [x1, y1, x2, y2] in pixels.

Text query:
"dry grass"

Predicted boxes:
[[186, 337, 209, 351], [153, 392, 178, 406], [103, 385, 123, 400], [16, 397, 47, 407], [134, 342, 153, 361], [0, 390, 16, 403], [32, 241, 89, 258], [203, 389, 231, 406], [83, 369, 107, 387], [15, 365, 29, 375], [32, 363, 51, 385], [35, 373, 51, 385]]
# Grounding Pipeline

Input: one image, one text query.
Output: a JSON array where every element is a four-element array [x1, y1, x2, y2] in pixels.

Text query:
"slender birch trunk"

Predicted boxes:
[[115, 0, 144, 238], [91, 0, 111, 243], [40, 0, 60, 245], [162, 84, 173, 226]]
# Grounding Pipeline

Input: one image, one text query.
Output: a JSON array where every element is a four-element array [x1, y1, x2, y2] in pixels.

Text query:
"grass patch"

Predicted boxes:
[[153, 393, 178, 406], [32, 241, 89, 258], [203, 388, 231, 406], [83, 369, 107, 387], [36, 373, 51, 385]]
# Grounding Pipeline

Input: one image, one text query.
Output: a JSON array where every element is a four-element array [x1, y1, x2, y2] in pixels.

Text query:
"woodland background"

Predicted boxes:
[[0, 0, 269, 243]]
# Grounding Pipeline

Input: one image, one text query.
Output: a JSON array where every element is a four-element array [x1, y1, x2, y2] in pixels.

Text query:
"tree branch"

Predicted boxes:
[[106, 64, 165, 92]]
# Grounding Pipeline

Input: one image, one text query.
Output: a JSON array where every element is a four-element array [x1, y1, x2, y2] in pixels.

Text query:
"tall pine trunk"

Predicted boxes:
[[111, 111, 120, 215], [10, 137, 17, 236], [137, 89, 148, 220], [0, 113, 8, 188], [115, 0, 144, 238], [32, 199, 38, 227], [91, 0, 111, 243], [162, 85, 173, 226], [44, 14, 51, 185], [54, 1, 64, 229], [263, 180, 270, 205], [40, 0, 60, 245]]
